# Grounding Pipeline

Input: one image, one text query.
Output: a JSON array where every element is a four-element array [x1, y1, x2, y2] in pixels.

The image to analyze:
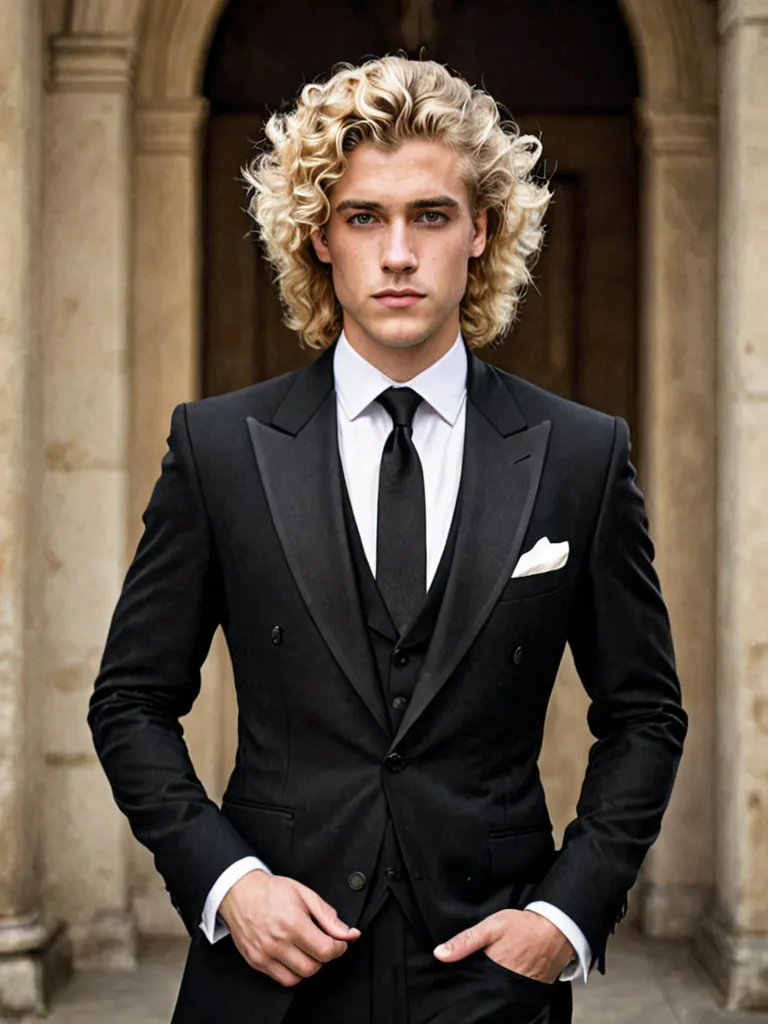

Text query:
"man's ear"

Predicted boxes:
[[310, 225, 332, 264], [469, 208, 488, 259]]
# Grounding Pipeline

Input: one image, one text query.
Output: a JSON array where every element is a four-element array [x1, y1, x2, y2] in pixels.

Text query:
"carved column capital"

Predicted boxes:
[[134, 99, 210, 156], [637, 102, 719, 156], [48, 33, 135, 94]]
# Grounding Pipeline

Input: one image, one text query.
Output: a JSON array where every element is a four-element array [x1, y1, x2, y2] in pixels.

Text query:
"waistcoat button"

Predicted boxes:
[[393, 651, 409, 667], [348, 871, 367, 891], [271, 626, 283, 645], [392, 695, 409, 711], [385, 867, 401, 882], [513, 646, 523, 664]]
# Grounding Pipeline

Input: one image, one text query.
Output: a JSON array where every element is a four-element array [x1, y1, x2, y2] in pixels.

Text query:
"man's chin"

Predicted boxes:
[[373, 334, 430, 351], [355, 319, 438, 351]]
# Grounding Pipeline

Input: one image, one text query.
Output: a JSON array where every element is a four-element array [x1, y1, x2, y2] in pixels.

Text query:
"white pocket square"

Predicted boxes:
[[511, 537, 569, 578]]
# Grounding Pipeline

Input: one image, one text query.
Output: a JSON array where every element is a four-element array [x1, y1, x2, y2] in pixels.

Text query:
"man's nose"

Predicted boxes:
[[381, 222, 417, 273]]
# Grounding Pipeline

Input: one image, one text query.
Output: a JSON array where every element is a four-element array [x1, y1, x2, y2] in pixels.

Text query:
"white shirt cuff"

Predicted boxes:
[[199, 856, 272, 943], [524, 900, 591, 984]]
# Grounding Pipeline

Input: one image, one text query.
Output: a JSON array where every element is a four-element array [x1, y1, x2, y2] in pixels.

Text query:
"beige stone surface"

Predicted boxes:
[[633, 109, 719, 933], [713, 398, 768, 936], [41, 762, 127, 924], [42, 469, 125, 760], [130, 100, 207, 547], [0, 0, 45, 934], [39, 26, 136, 970], [538, 649, 592, 844], [703, 0, 768, 1009]]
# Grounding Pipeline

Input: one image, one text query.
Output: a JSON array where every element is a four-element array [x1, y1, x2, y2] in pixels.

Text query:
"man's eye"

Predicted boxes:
[[349, 213, 375, 225], [419, 211, 448, 224]]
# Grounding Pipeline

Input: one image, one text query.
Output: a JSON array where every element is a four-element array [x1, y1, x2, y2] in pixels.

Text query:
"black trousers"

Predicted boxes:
[[282, 889, 562, 1024]]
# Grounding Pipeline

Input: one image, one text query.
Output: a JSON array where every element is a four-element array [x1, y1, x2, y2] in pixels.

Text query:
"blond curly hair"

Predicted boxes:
[[242, 55, 552, 349]]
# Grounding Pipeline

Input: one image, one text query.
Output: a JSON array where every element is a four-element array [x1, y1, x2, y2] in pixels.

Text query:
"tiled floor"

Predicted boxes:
[[5, 927, 768, 1023]]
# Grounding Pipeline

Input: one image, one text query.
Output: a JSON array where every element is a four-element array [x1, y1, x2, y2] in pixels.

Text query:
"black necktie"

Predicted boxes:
[[375, 386, 426, 634]]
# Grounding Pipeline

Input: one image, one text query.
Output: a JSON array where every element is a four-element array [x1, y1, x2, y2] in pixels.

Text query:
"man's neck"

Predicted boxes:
[[342, 317, 461, 382]]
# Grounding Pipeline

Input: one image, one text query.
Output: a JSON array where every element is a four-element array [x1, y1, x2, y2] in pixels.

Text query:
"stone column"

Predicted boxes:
[[41, 32, 137, 969], [0, 0, 71, 1014], [131, 100, 208, 543], [634, 105, 719, 938], [130, 99, 229, 936], [696, 0, 768, 1010]]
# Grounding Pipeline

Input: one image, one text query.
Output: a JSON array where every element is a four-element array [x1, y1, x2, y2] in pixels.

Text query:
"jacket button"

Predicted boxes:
[[393, 650, 409, 667], [385, 867, 401, 882], [384, 752, 406, 773], [392, 695, 408, 711], [513, 646, 523, 664], [348, 871, 366, 891], [272, 626, 283, 645]]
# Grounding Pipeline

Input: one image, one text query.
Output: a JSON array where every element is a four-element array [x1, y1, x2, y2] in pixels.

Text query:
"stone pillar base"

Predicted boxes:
[[0, 913, 72, 1016], [68, 910, 137, 970], [639, 881, 712, 938], [694, 913, 768, 1011]]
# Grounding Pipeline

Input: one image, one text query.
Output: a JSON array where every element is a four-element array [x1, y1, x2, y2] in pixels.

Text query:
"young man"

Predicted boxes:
[[88, 56, 687, 1024]]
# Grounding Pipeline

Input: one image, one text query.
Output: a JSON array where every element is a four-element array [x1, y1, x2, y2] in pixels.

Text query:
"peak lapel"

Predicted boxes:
[[390, 355, 552, 752], [246, 347, 390, 739]]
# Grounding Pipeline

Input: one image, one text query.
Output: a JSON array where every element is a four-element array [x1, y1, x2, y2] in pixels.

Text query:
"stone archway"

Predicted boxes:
[[14, 0, 720, 1004]]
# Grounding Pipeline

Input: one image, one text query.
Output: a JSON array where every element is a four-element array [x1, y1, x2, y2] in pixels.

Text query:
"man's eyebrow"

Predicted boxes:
[[335, 195, 461, 213], [409, 196, 460, 210]]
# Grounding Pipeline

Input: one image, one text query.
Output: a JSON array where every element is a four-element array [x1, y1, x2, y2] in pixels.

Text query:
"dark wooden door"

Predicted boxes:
[[480, 114, 639, 445], [202, 113, 316, 399]]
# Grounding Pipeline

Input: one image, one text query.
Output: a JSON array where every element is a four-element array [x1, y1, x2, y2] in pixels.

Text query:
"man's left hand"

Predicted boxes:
[[433, 909, 575, 983]]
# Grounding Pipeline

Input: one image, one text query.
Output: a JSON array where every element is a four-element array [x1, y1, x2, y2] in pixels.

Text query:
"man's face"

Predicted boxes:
[[310, 138, 487, 354]]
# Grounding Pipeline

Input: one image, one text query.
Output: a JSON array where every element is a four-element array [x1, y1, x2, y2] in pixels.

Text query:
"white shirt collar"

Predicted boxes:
[[333, 328, 467, 426]]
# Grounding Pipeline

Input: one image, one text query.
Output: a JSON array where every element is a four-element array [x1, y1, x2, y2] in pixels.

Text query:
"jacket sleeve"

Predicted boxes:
[[87, 403, 255, 936], [527, 415, 688, 972]]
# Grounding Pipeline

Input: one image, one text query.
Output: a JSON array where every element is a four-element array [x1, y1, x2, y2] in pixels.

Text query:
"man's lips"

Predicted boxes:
[[373, 290, 426, 308]]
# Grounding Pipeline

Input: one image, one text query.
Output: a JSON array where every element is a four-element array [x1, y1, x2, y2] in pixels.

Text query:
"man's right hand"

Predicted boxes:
[[218, 869, 361, 987]]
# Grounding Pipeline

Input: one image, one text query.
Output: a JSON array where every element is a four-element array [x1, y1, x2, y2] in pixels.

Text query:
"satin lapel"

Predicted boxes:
[[390, 355, 552, 752], [246, 351, 390, 739]]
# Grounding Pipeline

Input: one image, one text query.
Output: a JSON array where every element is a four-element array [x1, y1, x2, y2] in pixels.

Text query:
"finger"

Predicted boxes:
[[433, 922, 491, 962], [261, 956, 305, 988], [300, 887, 361, 940], [292, 916, 350, 964], [274, 944, 325, 981], [296, 933, 350, 964]]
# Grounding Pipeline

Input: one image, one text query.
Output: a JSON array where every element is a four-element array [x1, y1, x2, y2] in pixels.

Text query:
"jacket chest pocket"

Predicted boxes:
[[496, 570, 567, 604]]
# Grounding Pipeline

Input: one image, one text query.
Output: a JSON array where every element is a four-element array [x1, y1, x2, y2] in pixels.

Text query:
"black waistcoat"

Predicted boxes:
[[339, 467, 463, 939]]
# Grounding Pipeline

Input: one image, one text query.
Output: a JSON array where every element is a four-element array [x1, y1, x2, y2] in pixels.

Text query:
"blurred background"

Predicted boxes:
[[1, 0, 766, 1018]]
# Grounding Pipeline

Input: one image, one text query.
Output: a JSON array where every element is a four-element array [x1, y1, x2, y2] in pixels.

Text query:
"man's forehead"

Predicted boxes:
[[330, 139, 469, 206]]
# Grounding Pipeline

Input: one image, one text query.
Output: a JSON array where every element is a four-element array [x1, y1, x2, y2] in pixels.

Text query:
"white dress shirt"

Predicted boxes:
[[199, 329, 591, 984]]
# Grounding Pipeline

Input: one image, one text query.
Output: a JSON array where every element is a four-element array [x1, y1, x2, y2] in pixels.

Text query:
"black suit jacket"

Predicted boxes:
[[88, 341, 686, 995]]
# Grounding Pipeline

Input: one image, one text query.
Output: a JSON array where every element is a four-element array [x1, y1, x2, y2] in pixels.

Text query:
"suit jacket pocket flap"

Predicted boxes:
[[487, 828, 555, 882], [220, 799, 295, 867]]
